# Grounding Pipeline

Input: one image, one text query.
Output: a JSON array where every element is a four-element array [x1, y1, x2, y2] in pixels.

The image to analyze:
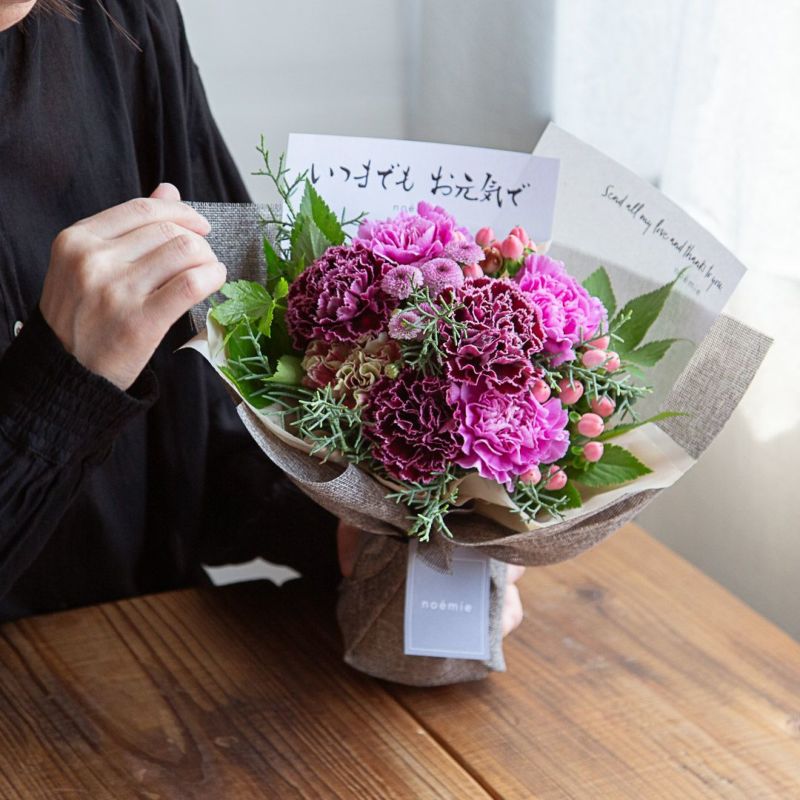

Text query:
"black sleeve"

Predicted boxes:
[[0, 309, 157, 598], [172, 6, 340, 584]]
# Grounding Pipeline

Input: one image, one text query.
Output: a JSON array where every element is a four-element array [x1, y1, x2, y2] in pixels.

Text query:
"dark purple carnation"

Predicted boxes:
[[516, 254, 607, 365], [442, 277, 545, 394], [354, 201, 472, 266], [364, 369, 460, 484], [449, 381, 570, 489], [286, 242, 396, 348]]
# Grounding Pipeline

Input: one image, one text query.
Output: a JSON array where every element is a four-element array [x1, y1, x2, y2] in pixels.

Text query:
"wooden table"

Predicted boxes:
[[1, 524, 799, 799]]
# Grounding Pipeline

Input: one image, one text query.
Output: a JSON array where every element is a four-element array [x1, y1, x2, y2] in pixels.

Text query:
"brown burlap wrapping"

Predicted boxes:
[[189, 202, 772, 686]]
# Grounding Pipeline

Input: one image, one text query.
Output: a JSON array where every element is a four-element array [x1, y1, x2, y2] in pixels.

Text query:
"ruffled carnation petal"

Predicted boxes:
[[449, 382, 570, 490], [364, 369, 460, 484], [515, 254, 607, 362], [441, 277, 544, 395], [286, 242, 396, 348]]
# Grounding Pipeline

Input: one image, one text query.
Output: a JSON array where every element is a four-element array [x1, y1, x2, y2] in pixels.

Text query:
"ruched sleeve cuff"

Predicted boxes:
[[0, 308, 159, 465]]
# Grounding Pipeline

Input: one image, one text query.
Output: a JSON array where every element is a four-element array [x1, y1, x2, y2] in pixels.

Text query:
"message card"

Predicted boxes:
[[533, 124, 747, 315], [285, 133, 560, 242]]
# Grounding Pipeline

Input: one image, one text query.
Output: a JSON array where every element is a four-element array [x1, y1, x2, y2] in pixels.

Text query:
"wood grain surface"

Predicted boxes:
[[392, 525, 800, 799], [1, 523, 799, 799], [0, 581, 488, 799]]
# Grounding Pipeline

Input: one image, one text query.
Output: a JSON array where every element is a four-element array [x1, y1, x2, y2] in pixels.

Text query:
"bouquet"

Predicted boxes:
[[203, 161, 682, 542], [187, 132, 769, 685]]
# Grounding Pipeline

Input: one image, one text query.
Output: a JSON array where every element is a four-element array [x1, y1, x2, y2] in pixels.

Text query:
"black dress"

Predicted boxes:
[[0, 0, 337, 621]]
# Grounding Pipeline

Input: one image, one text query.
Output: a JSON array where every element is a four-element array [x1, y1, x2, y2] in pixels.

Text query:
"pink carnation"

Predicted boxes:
[[442, 277, 544, 394], [355, 201, 471, 266], [449, 381, 570, 489], [364, 369, 460, 484], [516, 254, 607, 365], [286, 242, 396, 348]]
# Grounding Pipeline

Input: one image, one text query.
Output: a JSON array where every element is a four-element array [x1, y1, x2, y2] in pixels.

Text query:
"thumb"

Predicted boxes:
[[150, 182, 181, 201], [337, 522, 363, 578]]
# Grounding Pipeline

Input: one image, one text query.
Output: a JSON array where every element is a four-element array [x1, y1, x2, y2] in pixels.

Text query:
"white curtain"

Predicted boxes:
[[555, 0, 800, 282]]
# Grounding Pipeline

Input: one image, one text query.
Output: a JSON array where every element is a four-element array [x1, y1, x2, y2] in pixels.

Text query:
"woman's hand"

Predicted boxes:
[[39, 183, 225, 390], [336, 521, 526, 637]]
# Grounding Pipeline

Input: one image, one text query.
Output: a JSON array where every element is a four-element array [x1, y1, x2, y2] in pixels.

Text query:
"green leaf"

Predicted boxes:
[[611, 272, 683, 354], [624, 338, 680, 367], [263, 237, 285, 288], [545, 479, 583, 509], [598, 411, 689, 441], [265, 354, 304, 385], [255, 278, 289, 338], [273, 276, 290, 301], [582, 267, 617, 319], [256, 297, 276, 337], [211, 281, 273, 326], [573, 443, 652, 488], [290, 215, 330, 272], [299, 180, 346, 246]]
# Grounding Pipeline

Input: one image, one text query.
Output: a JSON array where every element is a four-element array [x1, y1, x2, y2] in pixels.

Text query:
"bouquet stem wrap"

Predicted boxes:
[[188, 202, 771, 686]]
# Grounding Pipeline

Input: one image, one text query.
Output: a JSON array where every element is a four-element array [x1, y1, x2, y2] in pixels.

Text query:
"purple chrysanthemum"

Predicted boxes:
[[442, 277, 545, 394], [449, 381, 570, 489], [355, 201, 472, 266], [420, 258, 464, 296], [380, 265, 424, 300], [443, 238, 484, 265], [286, 242, 396, 348], [388, 309, 425, 341], [515, 254, 607, 365], [364, 369, 461, 484]]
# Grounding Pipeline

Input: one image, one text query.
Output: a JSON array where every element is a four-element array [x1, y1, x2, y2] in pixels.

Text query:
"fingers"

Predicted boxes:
[[124, 227, 216, 291], [337, 522, 363, 578], [149, 182, 181, 201], [502, 583, 524, 637], [112, 221, 211, 264], [144, 260, 226, 327], [507, 564, 526, 585], [77, 197, 210, 239]]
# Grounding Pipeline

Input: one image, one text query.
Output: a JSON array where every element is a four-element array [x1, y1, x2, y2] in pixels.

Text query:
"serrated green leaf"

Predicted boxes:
[[612, 273, 682, 354], [263, 237, 284, 286], [573, 443, 652, 488], [257, 297, 276, 336], [290, 215, 330, 273], [598, 411, 689, 441], [582, 267, 616, 319], [273, 276, 289, 301], [265, 354, 303, 385], [624, 338, 679, 367], [546, 479, 583, 509], [261, 306, 295, 361], [299, 180, 345, 246], [211, 281, 272, 326]]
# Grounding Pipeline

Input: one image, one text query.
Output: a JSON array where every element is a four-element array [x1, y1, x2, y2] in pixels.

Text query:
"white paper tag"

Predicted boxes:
[[404, 540, 491, 661], [286, 133, 560, 242]]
